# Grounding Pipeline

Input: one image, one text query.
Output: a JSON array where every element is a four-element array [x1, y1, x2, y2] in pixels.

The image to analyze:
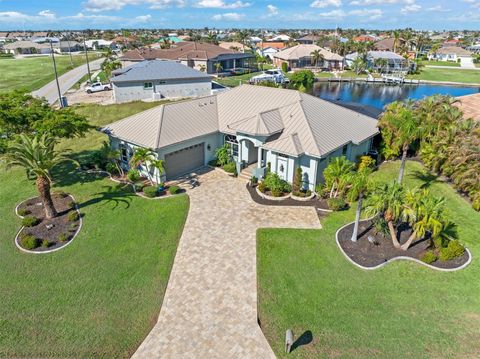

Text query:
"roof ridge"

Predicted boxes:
[[154, 105, 165, 149], [297, 96, 323, 157]]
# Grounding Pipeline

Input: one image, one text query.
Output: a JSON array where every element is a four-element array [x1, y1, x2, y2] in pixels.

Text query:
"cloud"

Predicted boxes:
[[267, 4, 279, 15], [426, 5, 450, 12], [211, 12, 244, 20], [83, 0, 185, 12], [310, 0, 342, 8], [0, 10, 57, 23], [134, 14, 152, 22], [401, 3, 421, 13], [349, 8, 383, 19], [318, 9, 346, 18], [195, 0, 251, 9], [350, 0, 413, 5]]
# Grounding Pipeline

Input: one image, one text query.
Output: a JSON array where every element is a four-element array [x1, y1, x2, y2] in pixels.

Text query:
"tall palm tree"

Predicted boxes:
[[378, 101, 421, 183], [310, 49, 324, 69], [393, 30, 401, 53], [3, 134, 76, 219], [347, 168, 372, 242], [323, 156, 355, 198], [364, 183, 405, 248], [129, 147, 155, 185]]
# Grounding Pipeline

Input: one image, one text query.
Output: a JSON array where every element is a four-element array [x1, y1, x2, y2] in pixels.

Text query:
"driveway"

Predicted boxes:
[[132, 169, 321, 358], [32, 58, 104, 105]]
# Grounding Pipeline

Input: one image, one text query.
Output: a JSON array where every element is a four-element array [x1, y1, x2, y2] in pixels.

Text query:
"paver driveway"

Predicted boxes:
[[132, 169, 321, 358]]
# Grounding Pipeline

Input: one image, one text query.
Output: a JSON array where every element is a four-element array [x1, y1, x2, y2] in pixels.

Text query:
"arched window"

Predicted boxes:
[[224, 135, 239, 157]]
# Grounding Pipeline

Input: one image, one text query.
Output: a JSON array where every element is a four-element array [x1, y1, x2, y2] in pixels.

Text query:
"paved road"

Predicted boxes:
[[32, 58, 104, 105], [131, 169, 321, 358]]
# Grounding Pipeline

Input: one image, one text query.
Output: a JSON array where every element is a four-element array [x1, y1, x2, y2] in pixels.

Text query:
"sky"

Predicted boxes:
[[0, 0, 479, 31]]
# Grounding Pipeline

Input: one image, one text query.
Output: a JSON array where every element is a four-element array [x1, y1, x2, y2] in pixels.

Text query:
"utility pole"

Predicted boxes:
[[67, 33, 74, 68], [49, 40, 63, 108], [83, 37, 92, 83]]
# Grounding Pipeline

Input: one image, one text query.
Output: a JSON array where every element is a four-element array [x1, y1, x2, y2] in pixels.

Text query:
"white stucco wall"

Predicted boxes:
[[112, 77, 212, 103]]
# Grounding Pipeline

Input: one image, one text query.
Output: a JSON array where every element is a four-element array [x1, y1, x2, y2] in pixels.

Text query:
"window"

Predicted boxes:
[[224, 135, 239, 158], [119, 143, 128, 163], [342, 144, 349, 156], [144, 82, 153, 89]]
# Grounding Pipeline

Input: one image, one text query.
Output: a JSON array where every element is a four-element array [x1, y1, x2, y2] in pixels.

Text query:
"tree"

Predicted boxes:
[[364, 182, 405, 249], [101, 58, 122, 79], [347, 168, 372, 242], [323, 157, 355, 198], [378, 101, 421, 184], [129, 147, 155, 185], [351, 56, 366, 75], [393, 30, 401, 53], [199, 64, 206, 72], [292, 167, 302, 194], [3, 134, 76, 219], [214, 62, 223, 77], [150, 159, 166, 183], [100, 141, 124, 177], [289, 70, 315, 90], [310, 49, 324, 69]]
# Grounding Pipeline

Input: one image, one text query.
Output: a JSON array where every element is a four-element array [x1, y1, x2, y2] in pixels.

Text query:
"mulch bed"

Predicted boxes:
[[246, 184, 330, 218], [337, 219, 469, 269], [16, 193, 81, 252]]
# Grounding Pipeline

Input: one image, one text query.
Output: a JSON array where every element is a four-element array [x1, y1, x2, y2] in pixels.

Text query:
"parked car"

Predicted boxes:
[[85, 82, 112, 94], [249, 69, 289, 85]]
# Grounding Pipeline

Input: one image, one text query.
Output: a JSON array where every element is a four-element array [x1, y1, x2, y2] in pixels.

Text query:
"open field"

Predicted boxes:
[[0, 101, 188, 358], [0, 53, 103, 93], [258, 160, 480, 358]]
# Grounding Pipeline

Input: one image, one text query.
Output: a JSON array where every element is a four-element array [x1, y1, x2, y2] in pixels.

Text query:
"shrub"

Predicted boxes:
[[143, 185, 158, 198], [281, 62, 288, 73], [223, 161, 237, 174], [289, 70, 315, 89], [67, 201, 76, 209], [17, 208, 31, 216], [42, 239, 50, 248], [67, 211, 79, 222], [327, 197, 347, 211], [293, 190, 312, 198], [251, 176, 258, 185], [264, 173, 290, 195], [69, 223, 77, 232], [433, 236, 448, 249], [169, 186, 180, 195], [258, 181, 266, 193], [292, 167, 302, 193], [20, 235, 40, 250], [373, 217, 389, 238], [134, 181, 145, 192], [315, 184, 328, 198], [22, 216, 40, 227], [472, 193, 480, 212], [421, 250, 437, 264], [106, 162, 119, 175], [358, 155, 375, 171], [439, 240, 465, 261], [58, 233, 69, 242], [127, 169, 141, 182], [215, 144, 231, 167]]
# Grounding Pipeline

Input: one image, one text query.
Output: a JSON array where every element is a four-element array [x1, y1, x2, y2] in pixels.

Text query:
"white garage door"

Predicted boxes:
[[164, 143, 205, 180]]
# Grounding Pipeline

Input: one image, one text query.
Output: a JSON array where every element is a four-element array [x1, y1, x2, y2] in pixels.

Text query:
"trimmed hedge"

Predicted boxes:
[[169, 186, 180, 195], [20, 235, 40, 250], [143, 186, 158, 198], [327, 197, 347, 211], [223, 162, 237, 174], [22, 216, 40, 227], [421, 250, 437, 264], [439, 240, 465, 261]]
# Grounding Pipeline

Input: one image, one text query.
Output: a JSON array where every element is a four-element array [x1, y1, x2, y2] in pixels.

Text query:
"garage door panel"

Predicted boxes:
[[165, 143, 204, 180]]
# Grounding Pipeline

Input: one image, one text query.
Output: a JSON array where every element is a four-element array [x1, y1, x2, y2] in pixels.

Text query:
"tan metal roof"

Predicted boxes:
[[103, 85, 378, 157]]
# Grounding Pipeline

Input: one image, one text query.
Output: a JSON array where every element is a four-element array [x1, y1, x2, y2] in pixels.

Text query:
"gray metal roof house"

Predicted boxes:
[[110, 60, 212, 103], [103, 85, 378, 187]]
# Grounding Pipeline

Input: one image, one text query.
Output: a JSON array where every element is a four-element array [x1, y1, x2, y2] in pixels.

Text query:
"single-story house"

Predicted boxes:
[[297, 34, 321, 45], [52, 41, 84, 54], [346, 51, 408, 72], [273, 44, 344, 70], [218, 41, 250, 53], [110, 60, 212, 103], [256, 46, 279, 60], [3, 41, 51, 55], [84, 39, 115, 50], [121, 42, 255, 74], [102, 85, 378, 188], [0, 32, 8, 43], [428, 46, 473, 63]]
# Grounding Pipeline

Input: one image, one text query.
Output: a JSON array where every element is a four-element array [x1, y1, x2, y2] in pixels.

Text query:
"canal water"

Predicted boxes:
[[313, 82, 480, 110]]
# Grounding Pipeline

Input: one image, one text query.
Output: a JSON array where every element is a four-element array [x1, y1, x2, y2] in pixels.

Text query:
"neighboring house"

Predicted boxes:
[[52, 41, 84, 53], [256, 46, 279, 60], [0, 32, 8, 43], [102, 85, 378, 187], [219, 41, 250, 53], [374, 37, 396, 51], [120, 42, 255, 74], [346, 51, 408, 72], [31, 37, 60, 44], [297, 34, 321, 45], [110, 60, 212, 103], [273, 44, 344, 70], [428, 46, 473, 63], [270, 34, 291, 42], [443, 39, 461, 47], [353, 35, 378, 43], [3, 41, 51, 55], [85, 39, 115, 50]]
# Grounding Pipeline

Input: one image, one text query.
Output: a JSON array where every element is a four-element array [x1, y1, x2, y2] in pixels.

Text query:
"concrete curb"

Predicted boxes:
[[14, 194, 83, 254], [335, 218, 472, 272]]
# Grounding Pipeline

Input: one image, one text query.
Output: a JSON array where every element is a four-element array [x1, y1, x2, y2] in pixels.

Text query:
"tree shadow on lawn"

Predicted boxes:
[[409, 170, 441, 189], [78, 183, 134, 210], [51, 150, 107, 187]]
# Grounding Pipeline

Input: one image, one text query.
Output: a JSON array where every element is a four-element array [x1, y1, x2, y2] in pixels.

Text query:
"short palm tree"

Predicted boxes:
[[347, 168, 372, 242], [351, 56, 366, 75], [323, 156, 355, 198], [214, 62, 223, 77], [3, 134, 76, 219], [129, 147, 155, 185], [310, 50, 324, 69], [150, 159, 166, 183]]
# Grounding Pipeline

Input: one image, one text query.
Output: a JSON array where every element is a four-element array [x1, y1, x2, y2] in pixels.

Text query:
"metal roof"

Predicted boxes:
[[110, 60, 211, 83], [103, 85, 378, 157], [273, 44, 344, 61]]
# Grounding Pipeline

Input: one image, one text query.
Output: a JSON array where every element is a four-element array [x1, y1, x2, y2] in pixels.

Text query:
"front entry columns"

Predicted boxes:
[[257, 147, 262, 168]]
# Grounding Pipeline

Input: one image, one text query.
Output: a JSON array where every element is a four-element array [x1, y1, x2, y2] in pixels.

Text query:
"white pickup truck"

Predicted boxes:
[[85, 82, 112, 94], [249, 69, 290, 85]]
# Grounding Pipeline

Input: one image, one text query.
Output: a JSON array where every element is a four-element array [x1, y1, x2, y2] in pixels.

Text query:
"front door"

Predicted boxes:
[[277, 156, 288, 181]]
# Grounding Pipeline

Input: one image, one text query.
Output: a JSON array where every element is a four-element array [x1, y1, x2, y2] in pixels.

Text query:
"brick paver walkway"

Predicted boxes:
[[132, 169, 321, 358]]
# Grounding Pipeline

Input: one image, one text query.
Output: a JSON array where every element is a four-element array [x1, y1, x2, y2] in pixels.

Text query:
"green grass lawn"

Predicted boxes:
[[0, 53, 103, 93], [408, 67, 480, 84], [258, 160, 480, 358], [0, 100, 188, 358], [419, 60, 461, 67]]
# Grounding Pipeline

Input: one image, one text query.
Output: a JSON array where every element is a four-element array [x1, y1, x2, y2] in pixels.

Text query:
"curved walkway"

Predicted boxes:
[[132, 169, 321, 358]]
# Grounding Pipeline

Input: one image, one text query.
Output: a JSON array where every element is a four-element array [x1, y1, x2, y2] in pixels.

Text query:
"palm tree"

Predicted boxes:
[[150, 159, 166, 183], [214, 62, 223, 77], [310, 49, 324, 69], [378, 101, 421, 183], [3, 134, 76, 219], [100, 141, 124, 177], [199, 64, 206, 73], [393, 30, 401, 53], [351, 56, 366, 75], [364, 183, 404, 248], [323, 157, 355, 198], [347, 168, 372, 242], [129, 147, 155, 185]]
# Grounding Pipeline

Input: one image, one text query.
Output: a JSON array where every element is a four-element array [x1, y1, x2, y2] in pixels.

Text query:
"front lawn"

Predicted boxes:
[[408, 67, 480, 84], [0, 53, 103, 93], [419, 60, 461, 67], [0, 101, 188, 358], [257, 160, 480, 358]]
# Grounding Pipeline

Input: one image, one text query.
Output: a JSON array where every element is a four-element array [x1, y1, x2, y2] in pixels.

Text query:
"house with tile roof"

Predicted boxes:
[[272, 44, 344, 70], [102, 85, 378, 187], [428, 46, 473, 63], [120, 41, 255, 74]]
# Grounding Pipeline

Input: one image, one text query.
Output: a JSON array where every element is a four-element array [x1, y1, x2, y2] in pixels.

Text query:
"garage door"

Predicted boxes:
[[164, 143, 205, 180]]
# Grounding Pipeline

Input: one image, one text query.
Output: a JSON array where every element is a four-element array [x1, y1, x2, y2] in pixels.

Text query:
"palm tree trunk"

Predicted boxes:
[[397, 145, 408, 184], [387, 220, 401, 248], [350, 194, 363, 242], [329, 183, 335, 198], [400, 232, 416, 251], [36, 176, 57, 219]]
